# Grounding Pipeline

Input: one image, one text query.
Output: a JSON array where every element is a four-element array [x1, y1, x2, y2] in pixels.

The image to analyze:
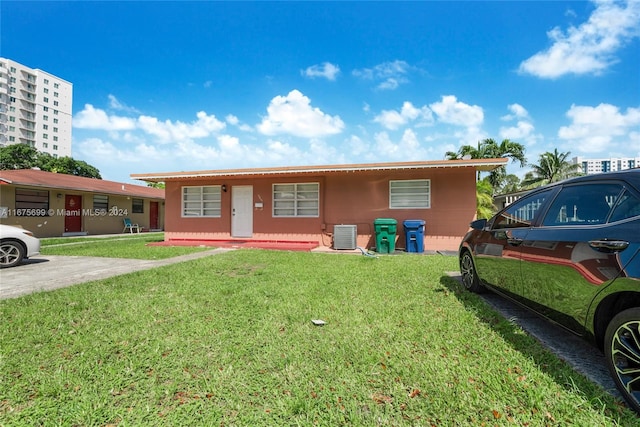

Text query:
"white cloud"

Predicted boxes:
[[430, 95, 484, 128], [519, 0, 640, 78], [108, 95, 141, 114], [257, 89, 345, 138], [73, 104, 137, 131], [558, 103, 640, 152], [302, 62, 340, 81], [372, 129, 428, 160], [352, 60, 413, 90], [499, 104, 541, 146], [137, 111, 226, 143], [74, 104, 226, 144], [501, 103, 530, 121], [373, 101, 434, 130], [500, 121, 536, 141]]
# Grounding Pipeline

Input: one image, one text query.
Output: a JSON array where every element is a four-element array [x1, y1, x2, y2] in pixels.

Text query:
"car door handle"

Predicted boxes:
[[507, 238, 524, 246], [588, 239, 629, 253]]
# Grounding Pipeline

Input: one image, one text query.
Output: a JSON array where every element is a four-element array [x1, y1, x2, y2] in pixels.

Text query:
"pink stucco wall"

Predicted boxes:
[[163, 167, 478, 252]]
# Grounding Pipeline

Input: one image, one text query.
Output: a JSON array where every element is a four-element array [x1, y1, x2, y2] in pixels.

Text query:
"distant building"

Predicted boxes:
[[573, 156, 639, 174], [0, 58, 73, 158]]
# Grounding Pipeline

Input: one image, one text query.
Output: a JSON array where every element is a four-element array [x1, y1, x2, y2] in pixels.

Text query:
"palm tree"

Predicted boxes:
[[476, 178, 496, 219], [446, 138, 527, 193], [522, 149, 582, 188]]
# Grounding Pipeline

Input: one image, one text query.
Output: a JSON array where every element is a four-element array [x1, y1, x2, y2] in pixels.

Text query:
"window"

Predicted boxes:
[[53, 145, 58, 150], [389, 180, 430, 209], [43, 143, 48, 148], [494, 189, 553, 229], [53, 127, 58, 133], [9, 116, 15, 122], [182, 186, 221, 217], [610, 190, 640, 222], [93, 195, 108, 211], [43, 97, 48, 103], [43, 134, 48, 139], [43, 106, 48, 112], [53, 118, 58, 124], [53, 101, 59, 106], [44, 88, 49, 94], [43, 115, 48, 121], [53, 136, 58, 142], [15, 188, 49, 215], [542, 184, 620, 226], [54, 83, 59, 88], [54, 92, 59, 97], [132, 198, 144, 213], [44, 78, 49, 84], [43, 124, 48, 130], [273, 183, 319, 217]]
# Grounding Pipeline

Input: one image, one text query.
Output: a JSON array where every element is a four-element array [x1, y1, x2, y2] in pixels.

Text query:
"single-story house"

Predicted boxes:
[[0, 169, 165, 237], [131, 158, 506, 252]]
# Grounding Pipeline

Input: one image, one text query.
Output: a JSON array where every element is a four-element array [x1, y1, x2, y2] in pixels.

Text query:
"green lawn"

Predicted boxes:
[[1, 250, 637, 426], [40, 233, 210, 260]]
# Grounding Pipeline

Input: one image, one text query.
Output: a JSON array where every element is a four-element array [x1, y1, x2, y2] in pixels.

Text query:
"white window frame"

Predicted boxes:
[[182, 185, 221, 217], [389, 179, 430, 209], [272, 182, 319, 217]]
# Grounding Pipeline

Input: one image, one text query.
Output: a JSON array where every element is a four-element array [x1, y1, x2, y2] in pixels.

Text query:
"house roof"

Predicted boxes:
[[131, 158, 509, 182], [0, 169, 165, 199]]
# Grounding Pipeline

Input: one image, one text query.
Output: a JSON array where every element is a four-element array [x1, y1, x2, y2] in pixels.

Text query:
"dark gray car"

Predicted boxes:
[[459, 169, 640, 413]]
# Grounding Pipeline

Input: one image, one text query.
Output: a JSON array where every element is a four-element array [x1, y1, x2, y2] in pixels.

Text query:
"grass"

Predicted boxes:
[[40, 233, 210, 260], [1, 249, 638, 426]]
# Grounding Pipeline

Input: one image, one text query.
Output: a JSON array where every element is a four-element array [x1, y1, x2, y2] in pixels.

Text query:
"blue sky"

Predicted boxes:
[[3, 0, 640, 184]]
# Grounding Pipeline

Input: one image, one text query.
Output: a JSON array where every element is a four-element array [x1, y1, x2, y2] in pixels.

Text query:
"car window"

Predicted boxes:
[[609, 189, 640, 222], [541, 183, 621, 226], [493, 189, 553, 229]]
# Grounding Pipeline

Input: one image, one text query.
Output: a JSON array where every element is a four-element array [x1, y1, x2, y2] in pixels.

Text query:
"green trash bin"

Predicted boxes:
[[374, 218, 398, 254]]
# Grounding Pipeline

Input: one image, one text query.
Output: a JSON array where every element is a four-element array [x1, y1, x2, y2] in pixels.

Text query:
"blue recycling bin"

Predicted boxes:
[[403, 220, 425, 253]]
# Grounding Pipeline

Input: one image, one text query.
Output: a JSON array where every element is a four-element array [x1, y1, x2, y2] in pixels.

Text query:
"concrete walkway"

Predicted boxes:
[[0, 248, 234, 300]]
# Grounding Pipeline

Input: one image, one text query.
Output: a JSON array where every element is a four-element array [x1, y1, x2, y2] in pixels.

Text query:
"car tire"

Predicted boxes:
[[0, 239, 25, 268], [604, 307, 640, 414], [460, 250, 485, 293]]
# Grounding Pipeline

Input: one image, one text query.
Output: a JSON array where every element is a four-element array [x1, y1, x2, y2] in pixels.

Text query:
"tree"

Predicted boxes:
[[476, 178, 496, 219], [496, 174, 522, 194], [446, 138, 527, 192], [521, 149, 582, 188], [147, 182, 165, 189], [50, 156, 102, 178], [0, 144, 39, 170], [0, 144, 102, 178]]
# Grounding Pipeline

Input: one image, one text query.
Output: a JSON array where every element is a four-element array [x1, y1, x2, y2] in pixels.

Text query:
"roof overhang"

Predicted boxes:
[[131, 158, 509, 183]]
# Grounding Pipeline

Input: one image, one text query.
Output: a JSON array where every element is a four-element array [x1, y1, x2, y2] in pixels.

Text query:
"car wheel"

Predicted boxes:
[[460, 250, 485, 293], [0, 240, 25, 268], [604, 308, 640, 414]]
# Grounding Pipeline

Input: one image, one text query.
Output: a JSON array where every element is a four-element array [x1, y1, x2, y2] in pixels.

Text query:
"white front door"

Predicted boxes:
[[231, 185, 253, 238]]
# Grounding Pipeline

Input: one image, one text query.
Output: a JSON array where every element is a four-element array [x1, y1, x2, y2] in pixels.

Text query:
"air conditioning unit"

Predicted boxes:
[[333, 225, 357, 250]]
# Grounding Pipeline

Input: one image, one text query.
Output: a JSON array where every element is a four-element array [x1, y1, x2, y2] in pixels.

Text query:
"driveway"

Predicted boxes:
[[0, 248, 232, 300]]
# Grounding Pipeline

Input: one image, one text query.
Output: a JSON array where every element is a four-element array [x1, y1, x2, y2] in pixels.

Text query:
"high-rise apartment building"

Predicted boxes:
[[573, 156, 639, 174], [0, 58, 72, 158]]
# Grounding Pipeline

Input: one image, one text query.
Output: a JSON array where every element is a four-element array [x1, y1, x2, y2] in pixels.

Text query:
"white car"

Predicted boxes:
[[0, 224, 41, 268]]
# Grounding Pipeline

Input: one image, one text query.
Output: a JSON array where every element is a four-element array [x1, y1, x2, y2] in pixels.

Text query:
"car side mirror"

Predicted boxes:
[[470, 218, 487, 230]]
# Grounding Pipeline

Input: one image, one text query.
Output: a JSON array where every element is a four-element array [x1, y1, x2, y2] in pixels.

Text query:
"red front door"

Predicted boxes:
[[65, 195, 82, 233], [150, 201, 159, 230]]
